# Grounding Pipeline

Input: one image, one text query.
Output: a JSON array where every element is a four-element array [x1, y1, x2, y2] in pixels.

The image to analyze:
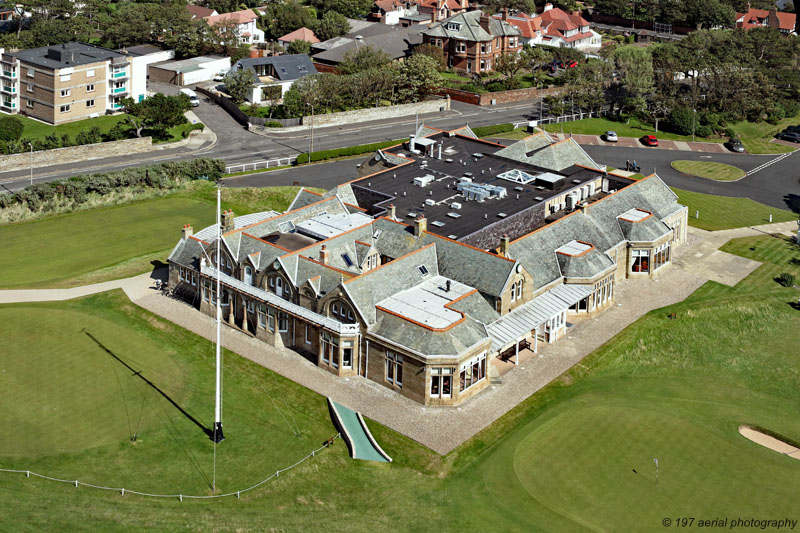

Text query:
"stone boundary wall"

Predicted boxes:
[[438, 86, 565, 106], [249, 97, 451, 134], [0, 137, 154, 173]]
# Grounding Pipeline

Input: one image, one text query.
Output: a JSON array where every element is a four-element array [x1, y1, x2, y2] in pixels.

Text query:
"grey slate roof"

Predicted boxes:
[[344, 243, 440, 324], [288, 188, 324, 211], [497, 137, 601, 172], [370, 311, 488, 357], [556, 247, 615, 279], [234, 54, 316, 81], [448, 290, 499, 324], [422, 10, 520, 42], [312, 27, 423, 64], [616, 216, 671, 243]]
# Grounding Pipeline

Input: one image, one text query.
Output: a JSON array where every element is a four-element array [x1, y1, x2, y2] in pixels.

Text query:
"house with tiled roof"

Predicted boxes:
[[422, 10, 521, 73], [532, 4, 601, 49], [168, 125, 687, 407], [735, 5, 796, 35], [186, 4, 217, 19], [369, 0, 420, 25], [278, 27, 320, 49], [230, 54, 317, 103], [204, 8, 264, 45]]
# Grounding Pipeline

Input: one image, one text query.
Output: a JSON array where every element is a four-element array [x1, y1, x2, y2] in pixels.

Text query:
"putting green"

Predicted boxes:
[[0, 306, 183, 455]]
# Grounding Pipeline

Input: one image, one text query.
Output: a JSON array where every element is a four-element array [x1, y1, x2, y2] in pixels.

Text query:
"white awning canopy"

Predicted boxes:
[[486, 284, 593, 352]]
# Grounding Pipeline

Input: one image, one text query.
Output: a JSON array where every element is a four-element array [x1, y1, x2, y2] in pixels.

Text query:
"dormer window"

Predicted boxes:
[[446, 22, 460, 31]]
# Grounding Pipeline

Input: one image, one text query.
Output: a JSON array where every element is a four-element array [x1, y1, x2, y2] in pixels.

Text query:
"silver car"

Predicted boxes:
[[604, 131, 618, 142]]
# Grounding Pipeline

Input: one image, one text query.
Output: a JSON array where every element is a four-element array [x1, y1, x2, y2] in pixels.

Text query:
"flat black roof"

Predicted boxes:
[[15, 42, 125, 70], [351, 133, 606, 241]]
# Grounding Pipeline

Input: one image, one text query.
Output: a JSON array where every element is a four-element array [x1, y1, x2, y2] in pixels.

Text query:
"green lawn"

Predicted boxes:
[[1, 236, 798, 529], [729, 114, 800, 155], [671, 187, 797, 231], [671, 160, 745, 181], [542, 117, 721, 143], [0, 183, 309, 289], [18, 114, 128, 142]]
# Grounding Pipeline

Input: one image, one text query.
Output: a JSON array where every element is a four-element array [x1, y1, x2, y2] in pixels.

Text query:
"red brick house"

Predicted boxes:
[[735, 5, 796, 35], [422, 10, 522, 73]]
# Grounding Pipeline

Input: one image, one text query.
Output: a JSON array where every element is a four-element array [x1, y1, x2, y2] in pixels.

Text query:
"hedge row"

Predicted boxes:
[[0, 158, 225, 212], [471, 123, 515, 137], [296, 139, 406, 164]]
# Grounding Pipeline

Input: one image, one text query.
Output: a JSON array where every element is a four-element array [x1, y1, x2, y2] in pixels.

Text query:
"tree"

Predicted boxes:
[[170, 21, 211, 59], [120, 93, 191, 138], [0, 116, 24, 142], [310, 0, 372, 18], [287, 39, 313, 55], [314, 10, 350, 41], [224, 68, 257, 104], [483, 0, 536, 14], [393, 54, 441, 103], [262, 2, 317, 41], [495, 51, 528, 81], [611, 45, 653, 115], [413, 44, 446, 71], [339, 45, 391, 74]]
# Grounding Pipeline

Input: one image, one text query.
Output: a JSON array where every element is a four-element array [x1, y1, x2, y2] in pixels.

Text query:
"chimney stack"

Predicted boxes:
[[502, 7, 508, 21], [499, 234, 510, 257], [387, 204, 397, 220], [479, 13, 491, 32], [182, 224, 193, 240], [320, 245, 329, 265], [221, 209, 235, 234], [414, 214, 427, 237]]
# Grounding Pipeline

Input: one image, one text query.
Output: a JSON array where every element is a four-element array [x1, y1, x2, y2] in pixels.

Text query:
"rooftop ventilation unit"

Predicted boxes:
[[534, 196, 544, 201], [413, 174, 435, 187], [448, 234, 458, 239], [472, 153, 485, 159], [497, 213, 507, 218], [457, 182, 507, 202], [425, 199, 436, 206], [514, 186, 524, 192], [572, 179, 582, 184], [450, 202, 462, 210]]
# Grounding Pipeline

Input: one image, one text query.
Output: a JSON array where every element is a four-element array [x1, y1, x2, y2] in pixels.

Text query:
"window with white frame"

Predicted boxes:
[[26, 99, 33, 108], [86, 83, 95, 92], [60, 104, 70, 113], [510, 279, 523, 302], [86, 99, 94, 107], [202, 279, 210, 302], [267, 307, 275, 332], [27, 68, 34, 78], [321, 331, 339, 365], [247, 300, 255, 313], [60, 73, 70, 82], [60, 88, 70, 97], [386, 350, 403, 386], [480, 59, 486, 71], [258, 304, 267, 328], [652, 242, 670, 271], [342, 340, 353, 368], [278, 311, 289, 333], [430, 367, 453, 398], [631, 249, 650, 273], [459, 352, 486, 392], [26, 83, 33, 92], [305, 324, 312, 345], [86, 69, 95, 77], [456, 41, 466, 53]]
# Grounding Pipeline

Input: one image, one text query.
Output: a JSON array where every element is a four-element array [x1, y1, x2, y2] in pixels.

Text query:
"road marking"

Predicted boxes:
[[745, 151, 794, 176], [700, 155, 712, 158]]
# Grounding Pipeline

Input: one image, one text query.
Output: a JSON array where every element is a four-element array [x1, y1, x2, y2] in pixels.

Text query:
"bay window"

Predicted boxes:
[[430, 368, 453, 398], [459, 353, 486, 392], [653, 242, 670, 271], [631, 249, 650, 273]]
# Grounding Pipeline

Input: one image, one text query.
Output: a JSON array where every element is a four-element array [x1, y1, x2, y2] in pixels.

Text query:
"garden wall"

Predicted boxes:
[[0, 137, 154, 173], [249, 97, 451, 134], [438, 86, 566, 106]]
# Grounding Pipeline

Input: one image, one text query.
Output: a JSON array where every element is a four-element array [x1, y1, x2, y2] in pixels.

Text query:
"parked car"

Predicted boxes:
[[604, 131, 618, 142], [783, 125, 800, 134], [776, 131, 800, 143], [641, 135, 659, 146], [726, 138, 745, 153], [565, 60, 578, 68]]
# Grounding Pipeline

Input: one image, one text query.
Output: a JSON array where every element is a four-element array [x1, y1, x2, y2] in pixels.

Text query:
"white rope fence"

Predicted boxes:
[[0, 434, 339, 502]]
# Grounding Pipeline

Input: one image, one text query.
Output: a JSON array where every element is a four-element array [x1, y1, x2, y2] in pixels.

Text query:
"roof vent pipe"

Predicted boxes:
[[409, 134, 416, 152]]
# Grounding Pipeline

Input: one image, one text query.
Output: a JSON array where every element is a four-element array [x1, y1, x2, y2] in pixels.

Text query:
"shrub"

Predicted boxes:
[[296, 139, 405, 164], [695, 124, 712, 138], [724, 127, 736, 139], [0, 116, 24, 142], [264, 121, 283, 128], [472, 123, 515, 137], [667, 107, 695, 136], [777, 273, 795, 287]]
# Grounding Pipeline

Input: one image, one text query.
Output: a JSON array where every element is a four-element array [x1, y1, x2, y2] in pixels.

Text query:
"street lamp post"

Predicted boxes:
[[306, 102, 314, 159], [28, 142, 33, 186]]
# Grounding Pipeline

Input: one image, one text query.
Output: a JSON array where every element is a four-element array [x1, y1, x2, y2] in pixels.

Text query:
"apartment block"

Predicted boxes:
[[0, 42, 134, 125]]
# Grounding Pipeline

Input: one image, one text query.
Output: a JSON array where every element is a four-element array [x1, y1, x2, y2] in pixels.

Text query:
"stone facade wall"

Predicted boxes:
[[0, 136, 153, 172], [438, 85, 566, 106]]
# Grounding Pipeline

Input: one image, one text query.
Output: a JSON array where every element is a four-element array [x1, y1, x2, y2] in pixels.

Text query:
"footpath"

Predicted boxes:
[[1, 221, 797, 454]]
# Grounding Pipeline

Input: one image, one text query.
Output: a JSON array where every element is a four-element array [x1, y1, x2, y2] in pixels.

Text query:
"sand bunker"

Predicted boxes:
[[739, 425, 800, 460]]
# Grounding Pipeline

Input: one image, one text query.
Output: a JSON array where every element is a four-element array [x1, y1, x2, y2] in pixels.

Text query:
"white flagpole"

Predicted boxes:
[[214, 186, 224, 444]]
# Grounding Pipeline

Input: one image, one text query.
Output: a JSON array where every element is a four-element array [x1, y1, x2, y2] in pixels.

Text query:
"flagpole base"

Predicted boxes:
[[212, 422, 225, 443]]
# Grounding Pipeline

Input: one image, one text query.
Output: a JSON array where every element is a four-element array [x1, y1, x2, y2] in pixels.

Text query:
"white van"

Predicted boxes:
[[180, 88, 200, 107]]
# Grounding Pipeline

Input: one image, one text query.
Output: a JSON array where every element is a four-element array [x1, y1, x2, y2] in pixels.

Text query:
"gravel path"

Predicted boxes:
[[3, 221, 795, 454]]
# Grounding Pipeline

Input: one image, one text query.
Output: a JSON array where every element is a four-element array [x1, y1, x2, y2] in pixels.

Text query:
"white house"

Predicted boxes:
[[204, 8, 265, 45], [493, 5, 601, 50], [231, 54, 317, 104]]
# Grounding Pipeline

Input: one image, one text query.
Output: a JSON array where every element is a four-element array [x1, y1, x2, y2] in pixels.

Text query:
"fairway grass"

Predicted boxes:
[[671, 160, 745, 181], [542, 117, 721, 143], [0, 241, 798, 528], [671, 187, 797, 231]]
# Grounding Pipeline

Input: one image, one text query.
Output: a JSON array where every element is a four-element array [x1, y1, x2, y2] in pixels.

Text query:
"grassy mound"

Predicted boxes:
[[671, 160, 745, 181]]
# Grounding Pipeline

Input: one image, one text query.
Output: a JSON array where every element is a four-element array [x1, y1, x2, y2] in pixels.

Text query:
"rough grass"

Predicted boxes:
[[542, 117, 721, 143], [0, 183, 313, 289], [671, 160, 746, 181], [17, 114, 128, 141], [1, 236, 798, 530], [671, 187, 797, 231]]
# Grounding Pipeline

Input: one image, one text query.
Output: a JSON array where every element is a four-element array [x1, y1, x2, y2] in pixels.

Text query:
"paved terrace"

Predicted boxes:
[[1, 221, 796, 454]]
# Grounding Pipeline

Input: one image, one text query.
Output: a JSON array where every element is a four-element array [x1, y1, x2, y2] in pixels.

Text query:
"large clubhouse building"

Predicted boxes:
[[168, 125, 688, 406]]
